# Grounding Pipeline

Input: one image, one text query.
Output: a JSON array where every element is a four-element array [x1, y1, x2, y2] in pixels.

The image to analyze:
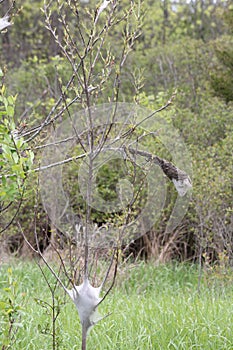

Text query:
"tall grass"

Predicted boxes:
[[0, 261, 232, 349]]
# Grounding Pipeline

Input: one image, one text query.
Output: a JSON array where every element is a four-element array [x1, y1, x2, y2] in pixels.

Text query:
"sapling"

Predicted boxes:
[[16, 1, 193, 349]]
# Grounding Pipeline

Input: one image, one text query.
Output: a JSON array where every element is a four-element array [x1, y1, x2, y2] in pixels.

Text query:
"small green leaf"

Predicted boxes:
[[6, 105, 15, 117]]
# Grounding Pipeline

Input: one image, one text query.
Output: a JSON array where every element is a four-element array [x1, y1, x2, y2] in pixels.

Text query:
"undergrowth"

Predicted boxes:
[[0, 261, 232, 349]]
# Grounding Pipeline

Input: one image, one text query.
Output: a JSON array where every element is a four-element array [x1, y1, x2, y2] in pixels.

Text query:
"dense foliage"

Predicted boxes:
[[0, 0, 232, 264]]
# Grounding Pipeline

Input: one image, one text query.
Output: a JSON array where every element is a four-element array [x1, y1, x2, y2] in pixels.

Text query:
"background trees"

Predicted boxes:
[[0, 0, 232, 264]]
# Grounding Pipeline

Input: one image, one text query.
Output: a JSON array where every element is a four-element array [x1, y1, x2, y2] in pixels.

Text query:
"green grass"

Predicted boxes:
[[0, 261, 233, 349]]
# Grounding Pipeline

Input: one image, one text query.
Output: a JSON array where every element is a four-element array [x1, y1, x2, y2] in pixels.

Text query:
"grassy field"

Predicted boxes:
[[0, 261, 233, 349]]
